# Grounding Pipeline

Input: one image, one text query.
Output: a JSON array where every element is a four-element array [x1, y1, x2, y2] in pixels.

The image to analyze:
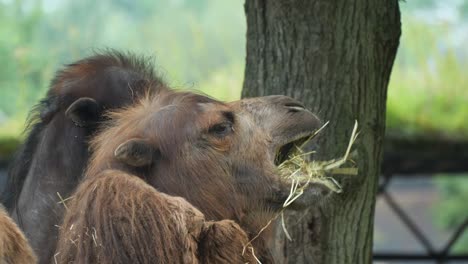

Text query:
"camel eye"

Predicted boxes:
[[209, 122, 233, 137]]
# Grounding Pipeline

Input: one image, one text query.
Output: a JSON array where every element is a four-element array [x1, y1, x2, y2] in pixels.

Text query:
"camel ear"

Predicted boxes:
[[114, 139, 158, 167], [65, 97, 100, 127]]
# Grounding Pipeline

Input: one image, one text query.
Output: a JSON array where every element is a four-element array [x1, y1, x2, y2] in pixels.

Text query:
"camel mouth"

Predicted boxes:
[[274, 133, 314, 166]]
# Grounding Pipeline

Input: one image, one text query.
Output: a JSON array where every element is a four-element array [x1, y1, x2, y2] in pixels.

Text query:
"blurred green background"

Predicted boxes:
[[0, 0, 466, 254]]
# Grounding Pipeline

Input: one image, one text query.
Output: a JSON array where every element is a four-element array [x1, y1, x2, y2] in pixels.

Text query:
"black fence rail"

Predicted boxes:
[[374, 136, 468, 263], [374, 173, 468, 262]]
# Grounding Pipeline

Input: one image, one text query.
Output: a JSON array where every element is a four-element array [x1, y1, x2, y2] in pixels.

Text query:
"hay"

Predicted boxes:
[[56, 192, 74, 211], [278, 120, 359, 207], [242, 121, 360, 256]]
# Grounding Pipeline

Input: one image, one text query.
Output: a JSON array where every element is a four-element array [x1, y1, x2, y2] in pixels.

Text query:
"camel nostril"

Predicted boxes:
[[284, 102, 305, 113]]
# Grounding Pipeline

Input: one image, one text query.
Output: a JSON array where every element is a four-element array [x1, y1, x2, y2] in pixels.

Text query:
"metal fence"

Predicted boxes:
[[373, 173, 468, 263]]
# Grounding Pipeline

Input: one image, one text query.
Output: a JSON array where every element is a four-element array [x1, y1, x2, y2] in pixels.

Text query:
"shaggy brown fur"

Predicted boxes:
[[58, 88, 320, 262], [0, 205, 36, 264], [2, 51, 167, 264], [55, 170, 255, 264]]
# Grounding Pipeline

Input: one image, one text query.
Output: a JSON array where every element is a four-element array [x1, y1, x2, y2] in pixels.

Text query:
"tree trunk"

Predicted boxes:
[[242, 1, 401, 263]]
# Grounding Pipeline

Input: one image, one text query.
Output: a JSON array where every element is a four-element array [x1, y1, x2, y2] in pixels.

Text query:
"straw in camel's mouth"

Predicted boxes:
[[274, 135, 312, 166], [277, 121, 359, 206]]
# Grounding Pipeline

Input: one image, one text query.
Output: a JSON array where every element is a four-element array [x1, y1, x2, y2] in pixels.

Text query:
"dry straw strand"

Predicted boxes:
[[242, 121, 360, 255], [279, 120, 359, 206]]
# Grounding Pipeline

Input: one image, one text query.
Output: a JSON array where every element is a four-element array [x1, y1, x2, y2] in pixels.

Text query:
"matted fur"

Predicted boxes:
[[0, 205, 36, 264], [60, 89, 320, 262], [55, 170, 254, 264], [2, 50, 163, 210], [2, 51, 168, 264]]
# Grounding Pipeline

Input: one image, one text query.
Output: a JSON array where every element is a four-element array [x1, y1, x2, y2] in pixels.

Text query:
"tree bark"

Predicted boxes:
[[242, 1, 401, 263]]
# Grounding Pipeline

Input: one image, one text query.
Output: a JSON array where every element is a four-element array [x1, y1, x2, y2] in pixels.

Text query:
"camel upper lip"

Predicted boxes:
[[274, 131, 315, 166]]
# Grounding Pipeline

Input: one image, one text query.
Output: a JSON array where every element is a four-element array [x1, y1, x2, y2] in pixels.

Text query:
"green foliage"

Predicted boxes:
[[387, 17, 468, 138], [0, 0, 245, 142], [1, 0, 467, 141], [196, 62, 244, 101], [0, 136, 22, 159], [433, 176, 468, 253], [390, 5, 468, 252]]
